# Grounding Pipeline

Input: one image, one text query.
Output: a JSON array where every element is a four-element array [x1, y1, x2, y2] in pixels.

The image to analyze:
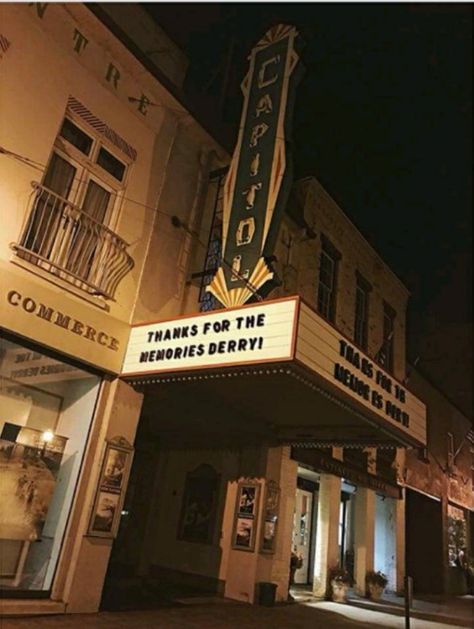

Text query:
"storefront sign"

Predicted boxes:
[[1, 263, 129, 374], [207, 25, 302, 307], [6, 290, 119, 352], [292, 448, 401, 499], [122, 297, 298, 376]]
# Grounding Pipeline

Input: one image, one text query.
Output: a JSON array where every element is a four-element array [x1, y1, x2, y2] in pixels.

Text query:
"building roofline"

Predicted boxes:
[[408, 362, 473, 423], [297, 176, 410, 297], [86, 3, 230, 157]]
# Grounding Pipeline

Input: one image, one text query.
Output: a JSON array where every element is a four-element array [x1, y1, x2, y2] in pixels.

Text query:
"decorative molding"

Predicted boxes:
[[67, 96, 137, 161]]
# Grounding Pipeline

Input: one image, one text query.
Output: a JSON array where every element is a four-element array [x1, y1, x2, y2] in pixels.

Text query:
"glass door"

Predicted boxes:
[[292, 488, 314, 584]]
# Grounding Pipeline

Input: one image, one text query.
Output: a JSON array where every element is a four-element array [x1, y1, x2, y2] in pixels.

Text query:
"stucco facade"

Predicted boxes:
[[0, 2, 226, 614]]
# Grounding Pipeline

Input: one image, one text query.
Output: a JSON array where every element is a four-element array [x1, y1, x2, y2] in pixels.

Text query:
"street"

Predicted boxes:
[[2, 595, 473, 629]]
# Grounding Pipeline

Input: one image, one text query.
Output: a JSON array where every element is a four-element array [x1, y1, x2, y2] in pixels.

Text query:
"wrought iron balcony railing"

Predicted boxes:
[[11, 182, 134, 300]]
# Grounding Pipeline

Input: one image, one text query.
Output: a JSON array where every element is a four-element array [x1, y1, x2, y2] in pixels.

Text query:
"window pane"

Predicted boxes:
[[96, 147, 126, 182], [355, 282, 368, 350], [0, 337, 100, 591], [81, 180, 111, 223], [20, 153, 77, 258], [59, 118, 93, 156], [318, 243, 337, 322], [381, 306, 395, 371], [43, 152, 76, 198]]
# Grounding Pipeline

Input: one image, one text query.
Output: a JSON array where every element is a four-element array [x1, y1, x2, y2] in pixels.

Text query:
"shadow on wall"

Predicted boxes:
[[101, 396, 274, 611]]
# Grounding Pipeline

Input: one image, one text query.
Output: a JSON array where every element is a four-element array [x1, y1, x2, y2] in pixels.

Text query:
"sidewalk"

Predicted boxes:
[[292, 586, 474, 628], [347, 591, 474, 627]]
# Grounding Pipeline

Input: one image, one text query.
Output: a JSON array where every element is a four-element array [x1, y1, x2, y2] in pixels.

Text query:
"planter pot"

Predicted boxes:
[[367, 583, 384, 601], [331, 580, 349, 603]]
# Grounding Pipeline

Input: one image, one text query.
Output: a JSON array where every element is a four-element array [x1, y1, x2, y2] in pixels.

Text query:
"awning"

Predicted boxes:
[[121, 296, 426, 449]]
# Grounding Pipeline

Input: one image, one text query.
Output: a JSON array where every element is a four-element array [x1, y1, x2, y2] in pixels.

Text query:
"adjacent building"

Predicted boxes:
[[404, 367, 473, 595], [0, 2, 226, 614]]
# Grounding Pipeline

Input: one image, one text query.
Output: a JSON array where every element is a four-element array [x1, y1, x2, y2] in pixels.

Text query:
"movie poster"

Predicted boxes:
[[0, 424, 67, 542]]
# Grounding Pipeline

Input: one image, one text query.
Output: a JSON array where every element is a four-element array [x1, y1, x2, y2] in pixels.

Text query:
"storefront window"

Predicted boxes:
[[447, 504, 467, 568], [0, 337, 100, 592]]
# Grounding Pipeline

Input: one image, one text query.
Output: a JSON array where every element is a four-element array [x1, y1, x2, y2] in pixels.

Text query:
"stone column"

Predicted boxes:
[[58, 379, 144, 613], [312, 473, 341, 596], [353, 487, 376, 594], [223, 446, 297, 604]]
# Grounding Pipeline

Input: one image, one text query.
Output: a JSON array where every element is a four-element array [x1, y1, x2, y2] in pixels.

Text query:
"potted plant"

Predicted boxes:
[[365, 570, 388, 600], [328, 567, 351, 603]]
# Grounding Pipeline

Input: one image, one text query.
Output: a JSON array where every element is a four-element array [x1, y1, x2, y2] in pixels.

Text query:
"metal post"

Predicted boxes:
[[404, 575, 413, 629]]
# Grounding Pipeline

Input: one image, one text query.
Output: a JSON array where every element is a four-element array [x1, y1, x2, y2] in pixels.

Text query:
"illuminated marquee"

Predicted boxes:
[[207, 25, 302, 307], [121, 297, 299, 376]]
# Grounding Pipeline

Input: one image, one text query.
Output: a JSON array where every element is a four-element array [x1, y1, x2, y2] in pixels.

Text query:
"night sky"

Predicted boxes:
[[145, 3, 472, 414]]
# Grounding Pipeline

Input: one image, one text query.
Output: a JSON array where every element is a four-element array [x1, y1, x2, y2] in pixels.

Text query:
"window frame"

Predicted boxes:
[[381, 301, 396, 373], [317, 235, 340, 323], [49, 114, 130, 230], [354, 272, 371, 351]]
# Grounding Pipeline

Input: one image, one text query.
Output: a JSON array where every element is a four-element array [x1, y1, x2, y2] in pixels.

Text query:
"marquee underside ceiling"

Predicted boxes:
[[130, 362, 417, 450]]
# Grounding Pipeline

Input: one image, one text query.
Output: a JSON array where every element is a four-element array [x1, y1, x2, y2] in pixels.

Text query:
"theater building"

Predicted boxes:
[[1, 5, 434, 617], [113, 173, 426, 607], [0, 3, 226, 614]]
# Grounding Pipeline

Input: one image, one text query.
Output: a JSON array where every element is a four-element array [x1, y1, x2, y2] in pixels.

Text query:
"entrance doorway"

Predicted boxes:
[[406, 488, 443, 594], [292, 483, 317, 584], [101, 413, 162, 610], [290, 470, 356, 587], [339, 490, 353, 577]]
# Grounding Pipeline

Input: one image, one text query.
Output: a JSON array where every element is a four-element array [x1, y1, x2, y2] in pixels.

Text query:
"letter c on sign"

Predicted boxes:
[[7, 291, 21, 306], [97, 332, 109, 346]]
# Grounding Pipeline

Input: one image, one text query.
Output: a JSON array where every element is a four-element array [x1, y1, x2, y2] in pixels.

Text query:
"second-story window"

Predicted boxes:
[[45, 116, 127, 225], [377, 302, 396, 372], [354, 273, 371, 350], [317, 235, 340, 322], [14, 108, 135, 301]]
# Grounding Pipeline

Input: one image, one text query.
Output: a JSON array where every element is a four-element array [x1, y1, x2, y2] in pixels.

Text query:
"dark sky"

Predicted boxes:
[[146, 3, 472, 412]]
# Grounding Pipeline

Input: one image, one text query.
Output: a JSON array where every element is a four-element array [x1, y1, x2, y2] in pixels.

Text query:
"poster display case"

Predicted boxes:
[[232, 482, 261, 551], [88, 439, 133, 538]]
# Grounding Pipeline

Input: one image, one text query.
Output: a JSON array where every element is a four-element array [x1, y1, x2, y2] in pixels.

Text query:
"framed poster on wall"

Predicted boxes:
[[260, 481, 280, 554], [232, 482, 260, 551], [88, 438, 133, 538], [178, 464, 220, 544]]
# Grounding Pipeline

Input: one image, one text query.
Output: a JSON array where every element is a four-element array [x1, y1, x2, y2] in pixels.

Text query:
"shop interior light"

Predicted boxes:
[[42, 430, 54, 443]]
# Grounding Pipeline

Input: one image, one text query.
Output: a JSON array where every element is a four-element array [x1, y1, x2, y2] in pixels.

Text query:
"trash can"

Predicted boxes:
[[257, 581, 277, 606]]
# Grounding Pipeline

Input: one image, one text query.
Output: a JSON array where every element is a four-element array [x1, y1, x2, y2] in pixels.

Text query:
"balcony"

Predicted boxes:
[[11, 183, 134, 301]]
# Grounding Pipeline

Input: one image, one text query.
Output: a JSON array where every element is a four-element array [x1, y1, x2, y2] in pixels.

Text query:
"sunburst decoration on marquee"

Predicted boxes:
[[253, 24, 296, 51], [206, 258, 274, 307]]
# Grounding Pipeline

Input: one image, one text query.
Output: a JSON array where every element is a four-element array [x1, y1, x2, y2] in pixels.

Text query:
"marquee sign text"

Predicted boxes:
[[122, 298, 298, 376], [335, 339, 410, 428]]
